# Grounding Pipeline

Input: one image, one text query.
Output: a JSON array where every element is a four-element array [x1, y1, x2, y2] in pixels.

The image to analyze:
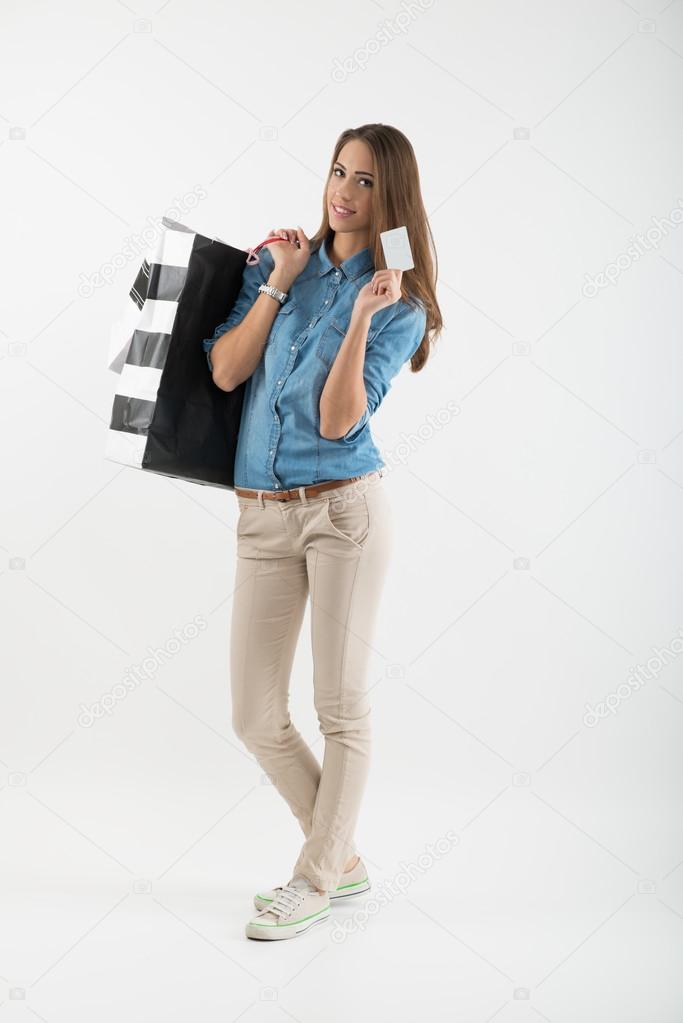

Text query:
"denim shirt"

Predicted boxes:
[[201, 236, 426, 490]]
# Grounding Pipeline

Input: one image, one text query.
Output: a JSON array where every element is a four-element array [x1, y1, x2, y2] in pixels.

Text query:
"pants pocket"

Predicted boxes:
[[323, 491, 370, 548]]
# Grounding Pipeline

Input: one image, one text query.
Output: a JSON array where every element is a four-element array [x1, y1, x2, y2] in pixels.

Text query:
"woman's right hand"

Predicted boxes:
[[266, 226, 310, 287]]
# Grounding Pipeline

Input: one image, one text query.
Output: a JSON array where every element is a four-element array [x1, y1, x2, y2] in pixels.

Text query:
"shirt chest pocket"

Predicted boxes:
[[316, 318, 378, 369]]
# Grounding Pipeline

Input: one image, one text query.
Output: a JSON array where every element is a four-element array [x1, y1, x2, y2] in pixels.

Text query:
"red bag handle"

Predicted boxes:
[[245, 233, 300, 265]]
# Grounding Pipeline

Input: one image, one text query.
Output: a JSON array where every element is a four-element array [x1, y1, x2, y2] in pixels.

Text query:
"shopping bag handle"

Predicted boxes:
[[245, 233, 300, 265]]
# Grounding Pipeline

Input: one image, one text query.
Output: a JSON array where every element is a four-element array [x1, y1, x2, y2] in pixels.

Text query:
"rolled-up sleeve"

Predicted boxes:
[[201, 247, 274, 372], [342, 300, 426, 442]]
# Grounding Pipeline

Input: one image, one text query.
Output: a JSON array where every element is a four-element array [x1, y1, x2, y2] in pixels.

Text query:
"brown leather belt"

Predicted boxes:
[[234, 474, 369, 502]]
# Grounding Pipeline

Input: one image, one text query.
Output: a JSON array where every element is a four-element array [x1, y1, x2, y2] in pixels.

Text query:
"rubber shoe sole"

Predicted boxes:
[[245, 903, 331, 940]]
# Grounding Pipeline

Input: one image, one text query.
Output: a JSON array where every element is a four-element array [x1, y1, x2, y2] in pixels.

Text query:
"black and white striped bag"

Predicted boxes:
[[105, 216, 248, 488]]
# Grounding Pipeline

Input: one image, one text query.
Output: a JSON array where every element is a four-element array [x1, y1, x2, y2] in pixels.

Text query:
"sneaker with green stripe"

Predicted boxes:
[[253, 855, 370, 912], [245, 875, 330, 940]]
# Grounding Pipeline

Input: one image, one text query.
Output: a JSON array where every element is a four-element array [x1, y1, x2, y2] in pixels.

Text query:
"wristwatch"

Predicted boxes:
[[258, 282, 288, 305]]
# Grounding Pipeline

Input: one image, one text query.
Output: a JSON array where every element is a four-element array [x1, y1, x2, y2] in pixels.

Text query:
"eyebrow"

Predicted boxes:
[[335, 161, 374, 178]]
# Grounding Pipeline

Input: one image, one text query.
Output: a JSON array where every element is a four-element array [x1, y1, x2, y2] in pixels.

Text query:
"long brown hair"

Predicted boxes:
[[309, 124, 442, 372]]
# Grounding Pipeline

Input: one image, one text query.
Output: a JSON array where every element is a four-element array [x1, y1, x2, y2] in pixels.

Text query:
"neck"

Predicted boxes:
[[328, 230, 370, 267]]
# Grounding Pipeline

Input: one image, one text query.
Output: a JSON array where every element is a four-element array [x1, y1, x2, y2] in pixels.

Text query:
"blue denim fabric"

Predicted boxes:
[[201, 236, 426, 490]]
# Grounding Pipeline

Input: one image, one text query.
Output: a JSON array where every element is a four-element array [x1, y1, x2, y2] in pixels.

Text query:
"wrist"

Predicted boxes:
[[350, 304, 372, 331], [268, 269, 294, 292]]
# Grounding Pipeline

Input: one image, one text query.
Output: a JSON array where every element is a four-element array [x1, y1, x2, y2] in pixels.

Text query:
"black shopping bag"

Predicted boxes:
[[106, 216, 253, 488]]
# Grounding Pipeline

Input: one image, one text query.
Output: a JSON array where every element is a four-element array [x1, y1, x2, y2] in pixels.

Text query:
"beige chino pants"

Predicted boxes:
[[229, 468, 392, 892]]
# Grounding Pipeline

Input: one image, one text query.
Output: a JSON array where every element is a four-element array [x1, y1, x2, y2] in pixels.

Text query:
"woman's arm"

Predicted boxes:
[[206, 227, 309, 391], [211, 265, 294, 392], [318, 306, 372, 439], [319, 298, 427, 442]]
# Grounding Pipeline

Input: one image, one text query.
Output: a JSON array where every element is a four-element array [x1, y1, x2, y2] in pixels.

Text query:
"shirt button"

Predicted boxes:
[[277, 379, 282, 384], [290, 345, 295, 350]]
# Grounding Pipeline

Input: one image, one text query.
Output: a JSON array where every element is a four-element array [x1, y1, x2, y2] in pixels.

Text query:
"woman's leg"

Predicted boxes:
[[230, 500, 321, 837], [290, 477, 393, 892]]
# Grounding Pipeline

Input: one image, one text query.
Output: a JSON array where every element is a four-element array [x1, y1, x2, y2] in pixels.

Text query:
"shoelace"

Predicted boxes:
[[266, 884, 308, 920]]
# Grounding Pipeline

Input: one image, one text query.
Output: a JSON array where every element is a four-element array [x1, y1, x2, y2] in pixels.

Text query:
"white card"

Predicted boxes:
[[380, 226, 414, 271]]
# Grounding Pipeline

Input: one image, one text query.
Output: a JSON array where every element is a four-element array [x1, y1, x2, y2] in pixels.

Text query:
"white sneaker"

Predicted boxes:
[[245, 875, 330, 941], [253, 856, 370, 912]]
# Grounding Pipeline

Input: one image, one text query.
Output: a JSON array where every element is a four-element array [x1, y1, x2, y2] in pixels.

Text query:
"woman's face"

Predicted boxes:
[[327, 139, 375, 236]]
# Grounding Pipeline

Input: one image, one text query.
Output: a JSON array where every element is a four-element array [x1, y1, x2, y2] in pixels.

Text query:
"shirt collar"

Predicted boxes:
[[316, 235, 374, 281]]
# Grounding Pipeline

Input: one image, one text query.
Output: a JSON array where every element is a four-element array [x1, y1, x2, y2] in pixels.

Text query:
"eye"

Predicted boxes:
[[333, 167, 373, 187]]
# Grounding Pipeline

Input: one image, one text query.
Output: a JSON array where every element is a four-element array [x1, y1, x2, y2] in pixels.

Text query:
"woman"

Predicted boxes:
[[202, 123, 442, 941]]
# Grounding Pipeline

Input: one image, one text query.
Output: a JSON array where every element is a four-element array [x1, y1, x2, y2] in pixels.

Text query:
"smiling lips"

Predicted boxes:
[[331, 202, 355, 218]]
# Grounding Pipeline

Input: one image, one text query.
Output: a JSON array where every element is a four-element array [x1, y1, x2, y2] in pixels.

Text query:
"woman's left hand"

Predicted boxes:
[[354, 269, 403, 319]]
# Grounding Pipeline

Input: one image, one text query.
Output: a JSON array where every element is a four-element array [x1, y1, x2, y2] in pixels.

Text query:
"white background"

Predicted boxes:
[[1, 0, 683, 1020]]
